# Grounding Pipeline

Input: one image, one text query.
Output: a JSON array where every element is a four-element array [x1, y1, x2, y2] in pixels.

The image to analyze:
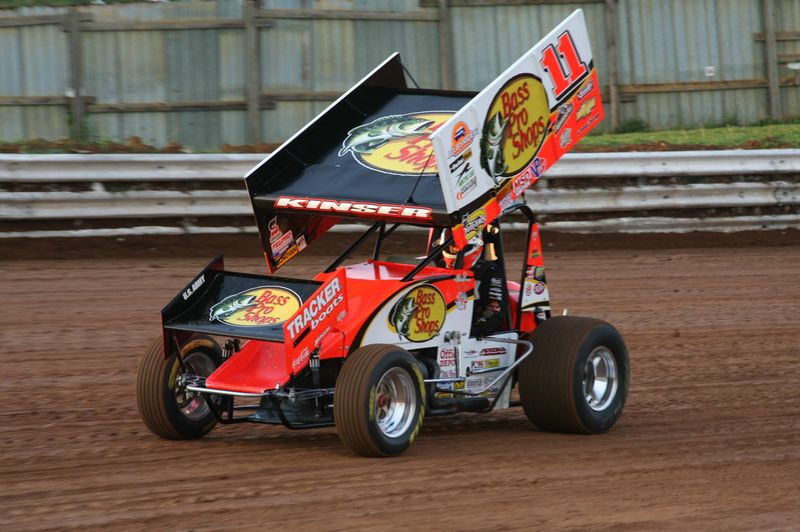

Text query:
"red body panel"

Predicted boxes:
[[204, 260, 460, 392], [507, 281, 536, 333], [203, 259, 538, 393], [205, 340, 291, 393]]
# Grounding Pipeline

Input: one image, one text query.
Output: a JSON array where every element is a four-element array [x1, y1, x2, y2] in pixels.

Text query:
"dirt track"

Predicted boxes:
[[1, 234, 799, 530]]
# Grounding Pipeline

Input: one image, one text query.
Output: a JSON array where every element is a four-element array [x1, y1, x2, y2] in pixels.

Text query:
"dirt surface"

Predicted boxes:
[[1, 234, 799, 530]]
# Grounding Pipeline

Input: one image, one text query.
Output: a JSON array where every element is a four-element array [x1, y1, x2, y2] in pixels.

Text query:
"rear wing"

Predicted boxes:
[[244, 9, 603, 270], [430, 9, 604, 248], [161, 255, 322, 343]]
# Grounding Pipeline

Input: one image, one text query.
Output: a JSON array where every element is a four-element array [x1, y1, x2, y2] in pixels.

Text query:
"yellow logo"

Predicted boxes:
[[463, 208, 487, 242], [576, 97, 596, 120], [339, 112, 453, 176], [209, 286, 301, 327], [389, 284, 447, 342], [480, 74, 549, 182]]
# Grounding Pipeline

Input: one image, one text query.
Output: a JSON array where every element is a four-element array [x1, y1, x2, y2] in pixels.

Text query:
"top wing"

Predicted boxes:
[[430, 9, 604, 247]]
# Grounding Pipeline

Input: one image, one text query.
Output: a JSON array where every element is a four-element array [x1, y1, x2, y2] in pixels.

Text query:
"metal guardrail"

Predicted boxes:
[[1, 150, 798, 238]]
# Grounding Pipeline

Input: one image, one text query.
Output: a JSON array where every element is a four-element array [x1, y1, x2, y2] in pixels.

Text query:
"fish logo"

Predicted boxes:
[[388, 285, 446, 342], [479, 112, 508, 184], [339, 111, 453, 176], [209, 294, 257, 321], [209, 286, 301, 327], [480, 74, 549, 183], [391, 296, 417, 340]]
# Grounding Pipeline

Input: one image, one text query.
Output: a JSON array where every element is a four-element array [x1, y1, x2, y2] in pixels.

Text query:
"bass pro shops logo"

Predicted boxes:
[[338, 112, 453, 176], [209, 286, 301, 327], [479, 74, 549, 184], [388, 284, 447, 342]]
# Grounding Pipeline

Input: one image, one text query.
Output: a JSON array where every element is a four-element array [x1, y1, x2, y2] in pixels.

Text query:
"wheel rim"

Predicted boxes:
[[374, 367, 417, 439], [175, 352, 216, 421], [582, 346, 619, 412]]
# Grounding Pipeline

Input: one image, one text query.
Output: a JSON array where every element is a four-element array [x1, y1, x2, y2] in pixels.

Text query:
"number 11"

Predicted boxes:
[[540, 31, 588, 100]]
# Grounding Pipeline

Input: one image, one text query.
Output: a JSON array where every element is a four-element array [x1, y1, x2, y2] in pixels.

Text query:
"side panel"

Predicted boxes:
[[357, 277, 475, 351], [437, 333, 518, 409], [283, 269, 348, 373], [520, 222, 550, 313], [430, 9, 604, 248]]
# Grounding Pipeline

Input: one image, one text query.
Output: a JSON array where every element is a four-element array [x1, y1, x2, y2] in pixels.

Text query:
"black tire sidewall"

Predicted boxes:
[[162, 347, 220, 439], [572, 324, 629, 433], [363, 350, 425, 456]]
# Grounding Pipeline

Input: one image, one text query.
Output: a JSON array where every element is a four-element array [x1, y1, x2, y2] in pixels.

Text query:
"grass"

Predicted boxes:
[[578, 120, 800, 151], [1, 121, 797, 154]]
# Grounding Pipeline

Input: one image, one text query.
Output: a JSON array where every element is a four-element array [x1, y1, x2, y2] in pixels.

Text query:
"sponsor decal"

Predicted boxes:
[[389, 284, 447, 342], [182, 274, 205, 301], [274, 244, 300, 269], [270, 230, 294, 258], [577, 110, 601, 136], [456, 291, 468, 310], [498, 190, 515, 211], [439, 347, 456, 364], [291, 347, 310, 371], [526, 265, 546, 281], [267, 217, 282, 242], [286, 275, 345, 341], [462, 349, 480, 359], [275, 196, 432, 220], [560, 128, 572, 149], [462, 208, 487, 242], [479, 347, 506, 357], [209, 286, 301, 327], [534, 281, 546, 295], [471, 358, 502, 372], [553, 101, 573, 133], [576, 97, 596, 121], [479, 74, 549, 184], [338, 111, 453, 176], [449, 121, 478, 158], [438, 347, 456, 369], [449, 150, 478, 200], [466, 377, 484, 389], [576, 79, 594, 100], [511, 157, 547, 199], [296, 234, 307, 251]]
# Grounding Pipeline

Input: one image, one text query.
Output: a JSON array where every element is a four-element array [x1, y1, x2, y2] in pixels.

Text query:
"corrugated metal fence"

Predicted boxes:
[[0, 0, 797, 150]]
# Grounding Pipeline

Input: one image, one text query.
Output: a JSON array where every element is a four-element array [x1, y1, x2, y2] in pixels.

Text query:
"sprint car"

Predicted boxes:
[[137, 10, 629, 457]]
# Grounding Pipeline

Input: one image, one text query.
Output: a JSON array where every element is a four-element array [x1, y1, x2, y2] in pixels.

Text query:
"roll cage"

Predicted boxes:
[[325, 202, 539, 333]]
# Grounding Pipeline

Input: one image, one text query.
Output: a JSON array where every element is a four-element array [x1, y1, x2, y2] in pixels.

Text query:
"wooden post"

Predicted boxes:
[[764, 0, 781, 120], [66, 9, 85, 141], [245, 0, 262, 144], [604, 0, 620, 130], [438, 0, 453, 90]]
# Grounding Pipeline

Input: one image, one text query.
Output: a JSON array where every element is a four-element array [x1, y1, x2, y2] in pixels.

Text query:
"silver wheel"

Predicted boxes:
[[374, 367, 417, 439], [175, 352, 216, 421], [582, 346, 618, 412]]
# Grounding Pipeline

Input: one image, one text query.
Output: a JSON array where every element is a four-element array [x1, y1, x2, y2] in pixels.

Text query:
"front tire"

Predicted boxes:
[[518, 316, 629, 434], [137, 335, 222, 439], [334, 344, 426, 457]]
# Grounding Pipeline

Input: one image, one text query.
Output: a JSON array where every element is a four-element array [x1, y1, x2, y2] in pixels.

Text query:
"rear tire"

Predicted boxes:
[[518, 316, 629, 434], [137, 335, 222, 439], [334, 344, 426, 457]]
